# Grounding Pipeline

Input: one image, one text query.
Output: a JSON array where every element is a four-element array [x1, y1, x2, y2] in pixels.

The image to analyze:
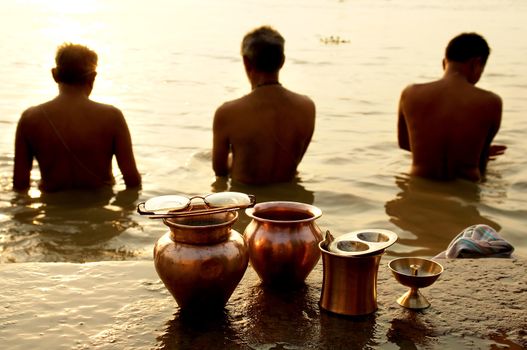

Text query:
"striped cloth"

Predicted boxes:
[[434, 224, 514, 259]]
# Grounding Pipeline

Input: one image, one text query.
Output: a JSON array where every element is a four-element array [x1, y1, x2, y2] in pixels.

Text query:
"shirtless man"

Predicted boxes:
[[398, 32, 506, 181], [212, 26, 315, 185], [13, 43, 141, 192]]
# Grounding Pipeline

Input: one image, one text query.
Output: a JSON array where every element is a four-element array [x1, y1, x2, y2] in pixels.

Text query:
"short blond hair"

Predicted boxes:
[[54, 43, 98, 85]]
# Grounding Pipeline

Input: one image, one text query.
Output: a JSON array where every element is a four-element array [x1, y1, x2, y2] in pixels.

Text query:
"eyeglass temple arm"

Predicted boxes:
[[137, 206, 246, 219], [137, 202, 156, 215], [137, 193, 256, 217]]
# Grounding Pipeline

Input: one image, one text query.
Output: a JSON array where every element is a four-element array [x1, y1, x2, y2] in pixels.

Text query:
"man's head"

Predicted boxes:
[[445, 32, 490, 64], [444, 33, 490, 84], [241, 26, 285, 73], [52, 43, 98, 86]]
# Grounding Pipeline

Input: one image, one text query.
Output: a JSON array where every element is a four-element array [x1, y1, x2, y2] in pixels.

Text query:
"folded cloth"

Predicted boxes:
[[434, 224, 515, 259]]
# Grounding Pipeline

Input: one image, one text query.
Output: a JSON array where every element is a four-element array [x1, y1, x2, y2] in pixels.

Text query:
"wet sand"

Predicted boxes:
[[1, 259, 525, 349], [1, 0, 527, 261]]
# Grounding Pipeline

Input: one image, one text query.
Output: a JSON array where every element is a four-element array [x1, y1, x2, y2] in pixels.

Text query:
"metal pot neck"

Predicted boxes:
[[245, 201, 322, 224], [163, 211, 238, 245]]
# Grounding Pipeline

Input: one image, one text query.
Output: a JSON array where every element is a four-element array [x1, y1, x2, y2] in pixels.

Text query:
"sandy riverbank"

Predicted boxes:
[[1, 258, 525, 349]]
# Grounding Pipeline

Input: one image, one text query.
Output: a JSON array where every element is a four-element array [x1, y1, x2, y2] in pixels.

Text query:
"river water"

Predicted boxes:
[[0, 0, 526, 263]]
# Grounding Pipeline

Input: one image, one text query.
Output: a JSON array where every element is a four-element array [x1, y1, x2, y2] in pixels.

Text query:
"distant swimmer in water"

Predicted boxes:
[[212, 26, 315, 185], [13, 43, 141, 192], [397, 32, 506, 182]]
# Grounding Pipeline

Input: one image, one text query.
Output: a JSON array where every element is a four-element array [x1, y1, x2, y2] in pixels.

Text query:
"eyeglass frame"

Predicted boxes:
[[137, 193, 256, 218]]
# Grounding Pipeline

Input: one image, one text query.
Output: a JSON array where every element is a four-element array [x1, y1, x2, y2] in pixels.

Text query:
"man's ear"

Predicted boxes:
[[87, 71, 97, 82], [468, 57, 484, 84], [442, 58, 446, 70], [475, 57, 485, 71], [278, 54, 285, 69], [242, 56, 251, 71], [87, 71, 97, 89], [51, 68, 59, 83]]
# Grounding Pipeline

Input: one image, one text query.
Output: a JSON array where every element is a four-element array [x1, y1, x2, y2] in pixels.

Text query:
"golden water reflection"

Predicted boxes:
[[384, 175, 500, 257], [2, 187, 143, 263]]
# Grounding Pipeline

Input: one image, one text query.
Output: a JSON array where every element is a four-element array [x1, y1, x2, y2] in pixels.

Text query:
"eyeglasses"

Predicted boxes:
[[137, 191, 256, 218]]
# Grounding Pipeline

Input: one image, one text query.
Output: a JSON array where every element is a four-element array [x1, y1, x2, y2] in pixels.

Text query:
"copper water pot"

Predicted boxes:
[[244, 201, 323, 286], [154, 211, 248, 310]]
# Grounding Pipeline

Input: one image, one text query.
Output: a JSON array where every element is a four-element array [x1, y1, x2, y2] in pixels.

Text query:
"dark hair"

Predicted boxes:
[[54, 43, 98, 85], [445, 33, 490, 64], [241, 26, 285, 73]]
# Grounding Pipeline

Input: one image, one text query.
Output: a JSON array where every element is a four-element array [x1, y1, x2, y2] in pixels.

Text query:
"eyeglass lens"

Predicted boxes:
[[144, 195, 189, 213], [205, 192, 252, 208], [144, 192, 252, 213]]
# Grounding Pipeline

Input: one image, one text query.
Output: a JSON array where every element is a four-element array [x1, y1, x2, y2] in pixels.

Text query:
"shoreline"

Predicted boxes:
[[1, 258, 525, 349]]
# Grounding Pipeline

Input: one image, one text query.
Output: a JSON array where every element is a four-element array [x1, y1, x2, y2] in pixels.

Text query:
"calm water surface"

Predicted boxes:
[[0, 0, 526, 262]]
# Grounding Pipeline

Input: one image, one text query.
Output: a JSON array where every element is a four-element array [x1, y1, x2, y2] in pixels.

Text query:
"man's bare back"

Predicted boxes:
[[398, 33, 505, 182], [212, 26, 315, 185], [213, 84, 315, 185], [13, 43, 141, 192]]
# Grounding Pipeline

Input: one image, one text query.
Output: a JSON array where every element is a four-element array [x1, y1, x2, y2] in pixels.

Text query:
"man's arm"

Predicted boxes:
[[479, 95, 504, 174], [299, 99, 316, 162], [13, 112, 33, 192], [212, 107, 230, 177], [113, 110, 141, 188], [397, 90, 411, 151]]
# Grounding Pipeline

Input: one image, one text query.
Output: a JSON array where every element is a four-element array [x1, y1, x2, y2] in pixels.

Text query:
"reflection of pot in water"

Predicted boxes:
[[243, 284, 320, 347], [157, 309, 242, 349], [154, 210, 248, 311], [319, 312, 378, 349], [386, 317, 438, 349], [244, 201, 323, 286]]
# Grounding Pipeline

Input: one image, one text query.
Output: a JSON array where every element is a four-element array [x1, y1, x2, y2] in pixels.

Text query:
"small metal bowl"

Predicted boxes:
[[388, 257, 443, 309]]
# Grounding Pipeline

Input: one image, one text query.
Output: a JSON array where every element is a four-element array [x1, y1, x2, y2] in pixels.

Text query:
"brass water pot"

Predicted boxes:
[[154, 210, 249, 310], [244, 201, 323, 286], [319, 229, 397, 316], [319, 242, 382, 316]]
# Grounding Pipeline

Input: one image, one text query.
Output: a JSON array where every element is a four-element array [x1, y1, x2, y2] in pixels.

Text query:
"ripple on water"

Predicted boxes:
[[0, 188, 158, 263]]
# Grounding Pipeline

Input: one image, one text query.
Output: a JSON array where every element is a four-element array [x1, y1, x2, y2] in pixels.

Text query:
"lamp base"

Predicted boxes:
[[396, 288, 430, 309]]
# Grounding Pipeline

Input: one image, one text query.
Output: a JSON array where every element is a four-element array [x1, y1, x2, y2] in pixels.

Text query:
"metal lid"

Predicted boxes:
[[327, 229, 398, 256]]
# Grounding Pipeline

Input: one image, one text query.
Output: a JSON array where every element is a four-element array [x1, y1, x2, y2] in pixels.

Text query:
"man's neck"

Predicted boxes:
[[58, 83, 92, 98], [443, 61, 476, 84], [254, 81, 281, 89], [250, 72, 280, 90]]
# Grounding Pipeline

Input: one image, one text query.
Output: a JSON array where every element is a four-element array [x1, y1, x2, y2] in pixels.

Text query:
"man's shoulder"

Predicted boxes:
[[215, 95, 248, 116], [279, 86, 314, 105], [89, 100, 123, 115], [20, 103, 48, 123], [401, 80, 439, 96], [21, 105, 38, 118], [83, 101, 126, 126], [215, 88, 315, 117], [293, 93, 316, 113], [473, 86, 502, 104], [218, 97, 244, 109]]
